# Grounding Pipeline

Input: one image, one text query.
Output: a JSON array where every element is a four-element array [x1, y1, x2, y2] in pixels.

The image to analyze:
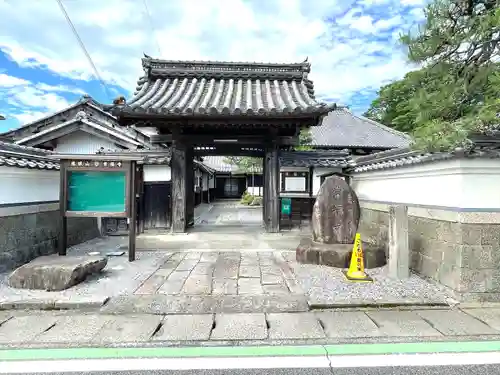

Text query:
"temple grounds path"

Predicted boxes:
[[0, 201, 453, 313]]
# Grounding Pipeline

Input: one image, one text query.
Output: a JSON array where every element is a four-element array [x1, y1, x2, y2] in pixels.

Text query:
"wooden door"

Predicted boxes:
[[143, 182, 171, 229]]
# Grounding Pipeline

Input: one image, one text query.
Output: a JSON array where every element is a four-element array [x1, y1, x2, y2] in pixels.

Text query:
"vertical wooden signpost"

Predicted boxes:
[[59, 156, 139, 261]]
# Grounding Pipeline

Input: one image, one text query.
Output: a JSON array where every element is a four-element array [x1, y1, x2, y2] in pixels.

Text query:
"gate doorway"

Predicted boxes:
[[143, 182, 171, 230]]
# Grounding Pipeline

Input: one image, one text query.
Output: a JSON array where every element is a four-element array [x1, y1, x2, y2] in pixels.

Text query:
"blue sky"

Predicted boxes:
[[0, 0, 426, 133]]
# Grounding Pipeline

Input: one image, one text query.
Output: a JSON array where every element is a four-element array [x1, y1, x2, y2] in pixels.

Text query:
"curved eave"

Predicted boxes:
[[108, 103, 336, 120]]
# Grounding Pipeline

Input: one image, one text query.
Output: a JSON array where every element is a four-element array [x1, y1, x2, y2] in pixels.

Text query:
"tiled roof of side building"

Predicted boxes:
[[350, 140, 500, 172], [280, 150, 350, 168], [310, 108, 412, 149], [0, 141, 60, 170], [109, 58, 336, 117]]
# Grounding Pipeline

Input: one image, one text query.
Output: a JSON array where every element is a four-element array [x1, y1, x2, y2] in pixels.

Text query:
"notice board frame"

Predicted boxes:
[[58, 156, 140, 261]]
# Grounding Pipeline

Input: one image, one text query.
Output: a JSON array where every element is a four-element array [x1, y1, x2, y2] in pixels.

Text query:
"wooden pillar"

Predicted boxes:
[[264, 142, 280, 233], [128, 161, 137, 262], [137, 165, 145, 234], [186, 146, 195, 227], [262, 156, 267, 227], [58, 160, 67, 256], [171, 139, 187, 233]]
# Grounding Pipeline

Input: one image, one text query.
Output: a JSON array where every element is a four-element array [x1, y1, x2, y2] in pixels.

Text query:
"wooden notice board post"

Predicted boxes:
[[58, 155, 141, 261]]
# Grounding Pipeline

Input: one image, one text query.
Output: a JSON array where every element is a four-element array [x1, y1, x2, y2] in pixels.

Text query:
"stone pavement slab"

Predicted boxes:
[[0, 315, 58, 344], [134, 275, 166, 295], [267, 312, 325, 339], [101, 294, 309, 315], [417, 309, 498, 335], [238, 278, 263, 294], [0, 311, 12, 325], [33, 315, 110, 343], [366, 310, 442, 337], [152, 315, 214, 341], [92, 315, 162, 343], [316, 311, 382, 338], [182, 275, 212, 295], [212, 279, 237, 295], [463, 308, 500, 331], [211, 313, 267, 340]]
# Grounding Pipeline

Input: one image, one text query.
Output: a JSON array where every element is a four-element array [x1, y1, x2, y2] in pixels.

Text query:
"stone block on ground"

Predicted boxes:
[[8, 255, 108, 291], [296, 237, 386, 269], [0, 315, 58, 344], [416, 309, 498, 336], [211, 313, 267, 340], [267, 312, 325, 339], [153, 315, 214, 341]]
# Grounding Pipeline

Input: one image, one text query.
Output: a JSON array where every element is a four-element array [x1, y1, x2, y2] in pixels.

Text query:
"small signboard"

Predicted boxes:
[[58, 156, 139, 262], [281, 198, 291, 215]]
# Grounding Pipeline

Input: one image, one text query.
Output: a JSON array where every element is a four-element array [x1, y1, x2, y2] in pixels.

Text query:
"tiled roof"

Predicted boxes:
[[194, 160, 215, 174], [280, 150, 350, 168], [0, 141, 60, 170], [95, 148, 171, 165], [310, 109, 412, 149], [111, 58, 336, 117], [201, 156, 240, 173], [350, 143, 500, 173]]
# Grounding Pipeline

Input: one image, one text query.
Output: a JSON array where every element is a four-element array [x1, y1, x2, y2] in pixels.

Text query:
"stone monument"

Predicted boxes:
[[296, 175, 386, 268]]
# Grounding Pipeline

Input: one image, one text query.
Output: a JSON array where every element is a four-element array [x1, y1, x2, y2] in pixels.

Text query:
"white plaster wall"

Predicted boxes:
[[209, 175, 215, 189], [55, 131, 117, 154], [0, 167, 59, 205], [143, 165, 171, 182], [351, 158, 500, 209], [247, 187, 263, 196], [312, 167, 342, 196]]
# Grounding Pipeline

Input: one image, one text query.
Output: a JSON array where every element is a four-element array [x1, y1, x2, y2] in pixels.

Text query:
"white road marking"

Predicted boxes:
[[3, 352, 500, 373]]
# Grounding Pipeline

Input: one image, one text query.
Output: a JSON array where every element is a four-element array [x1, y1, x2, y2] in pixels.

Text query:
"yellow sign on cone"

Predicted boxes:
[[343, 233, 373, 282]]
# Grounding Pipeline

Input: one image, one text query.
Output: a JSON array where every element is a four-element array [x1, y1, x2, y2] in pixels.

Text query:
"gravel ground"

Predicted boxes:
[[287, 256, 453, 306]]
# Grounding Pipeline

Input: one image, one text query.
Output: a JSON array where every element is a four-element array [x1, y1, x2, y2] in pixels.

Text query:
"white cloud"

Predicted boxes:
[[0, 0, 426, 119], [0, 73, 29, 87], [0, 73, 81, 124]]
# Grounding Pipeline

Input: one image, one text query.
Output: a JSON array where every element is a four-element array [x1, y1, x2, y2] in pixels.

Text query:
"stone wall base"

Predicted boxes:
[[359, 202, 500, 302], [0, 209, 99, 273]]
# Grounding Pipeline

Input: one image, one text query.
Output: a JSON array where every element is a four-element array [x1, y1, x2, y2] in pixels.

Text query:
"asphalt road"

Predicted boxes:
[[2, 366, 500, 375], [3, 352, 500, 375]]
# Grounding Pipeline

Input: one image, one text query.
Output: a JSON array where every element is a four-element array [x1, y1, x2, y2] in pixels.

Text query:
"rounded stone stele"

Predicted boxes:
[[296, 237, 386, 269], [311, 175, 360, 245]]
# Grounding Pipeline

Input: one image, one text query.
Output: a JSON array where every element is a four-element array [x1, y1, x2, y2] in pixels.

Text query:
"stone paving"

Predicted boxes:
[[0, 201, 454, 311], [2, 307, 500, 346]]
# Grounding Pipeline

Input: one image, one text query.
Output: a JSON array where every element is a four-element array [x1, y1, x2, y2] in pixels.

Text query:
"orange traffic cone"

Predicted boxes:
[[343, 233, 373, 282]]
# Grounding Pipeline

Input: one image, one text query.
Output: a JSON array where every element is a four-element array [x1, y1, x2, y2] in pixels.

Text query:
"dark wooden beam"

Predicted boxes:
[[263, 141, 280, 233], [171, 139, 187, 233], [186, 146, 195, 228], [128, 161, 137, 262], [58, 161, 68, 256], [151, 134, 299, 146]]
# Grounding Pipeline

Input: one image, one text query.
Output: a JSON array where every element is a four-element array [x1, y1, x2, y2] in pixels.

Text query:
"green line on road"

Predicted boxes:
[[1, 341, 500, 361]]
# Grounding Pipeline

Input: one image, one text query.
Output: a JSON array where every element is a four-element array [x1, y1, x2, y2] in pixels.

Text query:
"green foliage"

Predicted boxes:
[[240, 191, 254, 205], [224, 127, 313, 171], [294, 128, 313, 151], [223, 156, 261, 174], [364, 0, 500, 152]]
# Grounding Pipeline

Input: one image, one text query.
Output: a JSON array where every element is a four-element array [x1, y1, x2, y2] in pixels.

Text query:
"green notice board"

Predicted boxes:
[[281, 198, 291, 215], [67, 171, 127, 213]]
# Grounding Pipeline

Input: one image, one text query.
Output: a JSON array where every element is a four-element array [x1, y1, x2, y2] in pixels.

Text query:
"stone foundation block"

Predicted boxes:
[[296, 237, 386, 269]]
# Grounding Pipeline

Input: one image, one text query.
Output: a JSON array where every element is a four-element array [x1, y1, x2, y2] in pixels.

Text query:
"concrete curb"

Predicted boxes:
[[0, 297, 109, 311], [3, 335, 500, 351]]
